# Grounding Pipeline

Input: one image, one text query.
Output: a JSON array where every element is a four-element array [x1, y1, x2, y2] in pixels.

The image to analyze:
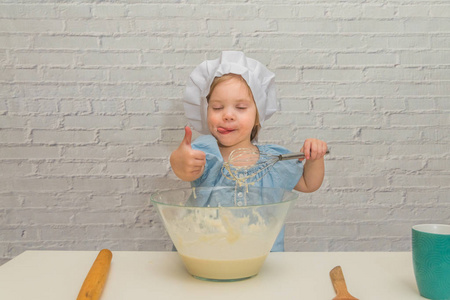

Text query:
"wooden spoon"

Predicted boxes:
[[329, 266, 359, 300]]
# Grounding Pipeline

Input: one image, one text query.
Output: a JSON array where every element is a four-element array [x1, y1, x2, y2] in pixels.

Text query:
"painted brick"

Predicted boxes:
[[279, 99, 310, 112], [272, 52, 334, 66], [271, 112, 316, 126], [156, 99, 184, 113], [389, 144, 448, 157], [124, 100, 155, 113], [110, 67, 171, 82], [279, 83, 333, 97], [0, 196, 21, 208], [0, 146, 60, 159], [60, 100, 91, 114], [131, 145, 175, 159], [63, 145, 127, 159], [160, 4, 196, 17], [127, 4, 159, 17], [0, 4, 58, 19], [363, 5, 396, 18], [0, 162, 33, 177], [0, 129, 28, 144], [13, 68, 40, 82], [432, 36, 450, 49], [105, 161, 168, 175], [79, 52, 140, 66], [365, 67, 428, 81], [170, 36, 233, 49], [391, 175, 449, 188], [34, 36, 99, 49], [0, 99, 7, 112], [32, 130, 96, 144], [344, 98, 374, 112], [0, 19, 63, 33], [327, 4, 362, 18], [136, 176, 190, 192], [92, 4, 127, 18], [74, 211, 136, 225], [56, 4, 92, 18], [301, 35, 366, 50], [6, 209, 74, 225], [0, 116, 27, 128], [337, 53, 397, 66], [303, 68, 363, 81], [278, 20, 338, 33], [91, 100, 123, 114], [101, 36, 169, 50], [207, 20, 277, 34], [0, 35, 30, 49], [13, 84, 79, 98], [1, 1, 449, 264], [72, 178, 134, 193], [425, 159, 450, 171], [0, 228, 38, 240], [340, 20, 404, 33], [99, 129, 159, 144], [404, 19, 450, 33], [322, 113, 383, 127], [388, 36, 430, 49], [64, 115, 123, 129], [66, 20, 131, 34], [125, 115, 185, 128], [389, 113, 448, 126], [0, 178, 71, 192], [398, 5, 429, 17], [375, 98, 406, 111], [294, 5, 326, 18], [37, 162, 105, 176], [400, 50, 450, 65], [43, 68, 106, 83]]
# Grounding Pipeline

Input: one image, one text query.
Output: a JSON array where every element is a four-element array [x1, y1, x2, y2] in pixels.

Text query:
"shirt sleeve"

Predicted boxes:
[[258, 144, 304, 190], [190, 135, 223, 186]]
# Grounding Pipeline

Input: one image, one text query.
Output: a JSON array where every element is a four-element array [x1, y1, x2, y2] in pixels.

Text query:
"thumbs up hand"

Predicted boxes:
[[170, 126, 206, 181]]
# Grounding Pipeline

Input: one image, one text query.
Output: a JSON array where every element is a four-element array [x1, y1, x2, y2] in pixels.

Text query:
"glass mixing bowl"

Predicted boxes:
[[151, 186, 299, 281]]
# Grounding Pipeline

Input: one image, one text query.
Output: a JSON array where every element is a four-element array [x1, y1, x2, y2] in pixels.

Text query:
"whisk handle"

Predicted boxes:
[[278, 153, 305, 160], [279, 149, 330, 161]]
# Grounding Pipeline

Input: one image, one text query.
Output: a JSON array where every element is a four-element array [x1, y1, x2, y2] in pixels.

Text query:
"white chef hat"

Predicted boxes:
[[183, 51, 278, 135]]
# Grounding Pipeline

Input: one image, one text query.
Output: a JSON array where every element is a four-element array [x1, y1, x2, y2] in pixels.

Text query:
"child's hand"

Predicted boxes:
[[170, 126, 206, 181], [300, 138, 328, 161], [294, 138, 327, 193]]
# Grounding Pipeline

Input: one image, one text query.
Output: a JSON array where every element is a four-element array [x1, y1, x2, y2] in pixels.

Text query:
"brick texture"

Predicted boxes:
[[1, 0, 449, 265]]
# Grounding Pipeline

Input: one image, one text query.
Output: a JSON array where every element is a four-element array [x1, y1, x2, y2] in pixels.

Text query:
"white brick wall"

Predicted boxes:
[[1, 0, 449, 265]]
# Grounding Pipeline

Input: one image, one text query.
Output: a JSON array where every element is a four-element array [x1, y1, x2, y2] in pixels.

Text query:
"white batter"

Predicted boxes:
[[180, 253, 268, 280]]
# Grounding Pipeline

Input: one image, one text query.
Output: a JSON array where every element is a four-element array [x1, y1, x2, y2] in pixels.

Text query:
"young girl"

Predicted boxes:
[[170, 51, 327, 251]]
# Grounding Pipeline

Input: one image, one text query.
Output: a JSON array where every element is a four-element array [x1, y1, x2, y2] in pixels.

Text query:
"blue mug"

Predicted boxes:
[[412, 224, 450, 300]]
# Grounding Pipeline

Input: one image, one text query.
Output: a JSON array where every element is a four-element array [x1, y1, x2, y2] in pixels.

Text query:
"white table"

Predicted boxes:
[[0, 251, 423, 300]]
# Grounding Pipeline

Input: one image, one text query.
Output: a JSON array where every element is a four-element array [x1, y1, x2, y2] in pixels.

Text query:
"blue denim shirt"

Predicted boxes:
[[191, 135, 303, 252]]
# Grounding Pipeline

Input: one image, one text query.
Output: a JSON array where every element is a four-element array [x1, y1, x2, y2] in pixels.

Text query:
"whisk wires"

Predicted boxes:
[[221, 148, 279, 186]]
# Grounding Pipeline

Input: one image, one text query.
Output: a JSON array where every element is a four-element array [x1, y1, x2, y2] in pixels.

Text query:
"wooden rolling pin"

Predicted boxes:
[[77, 249, 113, 300]]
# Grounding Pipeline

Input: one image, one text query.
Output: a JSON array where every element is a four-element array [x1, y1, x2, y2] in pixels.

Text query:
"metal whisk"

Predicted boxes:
[[222, 148, 329, 185]]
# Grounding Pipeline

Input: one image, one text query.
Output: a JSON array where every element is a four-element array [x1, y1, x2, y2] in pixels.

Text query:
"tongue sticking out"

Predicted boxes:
[[217, 128, 233, 134]]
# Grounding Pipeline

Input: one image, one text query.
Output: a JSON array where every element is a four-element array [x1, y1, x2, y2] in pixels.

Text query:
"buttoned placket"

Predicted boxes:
[[234, 170, 248, 206]]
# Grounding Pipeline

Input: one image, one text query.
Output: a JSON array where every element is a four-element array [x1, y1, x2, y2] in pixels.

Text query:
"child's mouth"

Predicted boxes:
[[217, 127, 234, 134]]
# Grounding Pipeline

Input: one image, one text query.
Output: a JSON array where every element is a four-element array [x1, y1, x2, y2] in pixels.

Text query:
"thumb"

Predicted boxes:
[[182, 126, 192, 148]]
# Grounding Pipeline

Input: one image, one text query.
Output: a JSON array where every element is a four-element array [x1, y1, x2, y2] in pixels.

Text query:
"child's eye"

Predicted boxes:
[[237, 106, 247, 110], [212, 107, 223, 110]]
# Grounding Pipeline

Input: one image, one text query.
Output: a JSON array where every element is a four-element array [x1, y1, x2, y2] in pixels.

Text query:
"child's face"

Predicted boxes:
[[207, 76, 258, 150]]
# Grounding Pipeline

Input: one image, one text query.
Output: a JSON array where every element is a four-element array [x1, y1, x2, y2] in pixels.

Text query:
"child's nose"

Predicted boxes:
[[223, 108, 235, 121]]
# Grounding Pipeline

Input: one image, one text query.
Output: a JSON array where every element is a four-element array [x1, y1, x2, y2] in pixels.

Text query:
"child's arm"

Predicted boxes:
[[294, 138, 327, 193], [170, 126, 206, 182]]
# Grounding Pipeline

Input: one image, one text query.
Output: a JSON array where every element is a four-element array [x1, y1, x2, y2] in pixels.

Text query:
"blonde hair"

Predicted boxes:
[[206, 74, 260, 141]]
